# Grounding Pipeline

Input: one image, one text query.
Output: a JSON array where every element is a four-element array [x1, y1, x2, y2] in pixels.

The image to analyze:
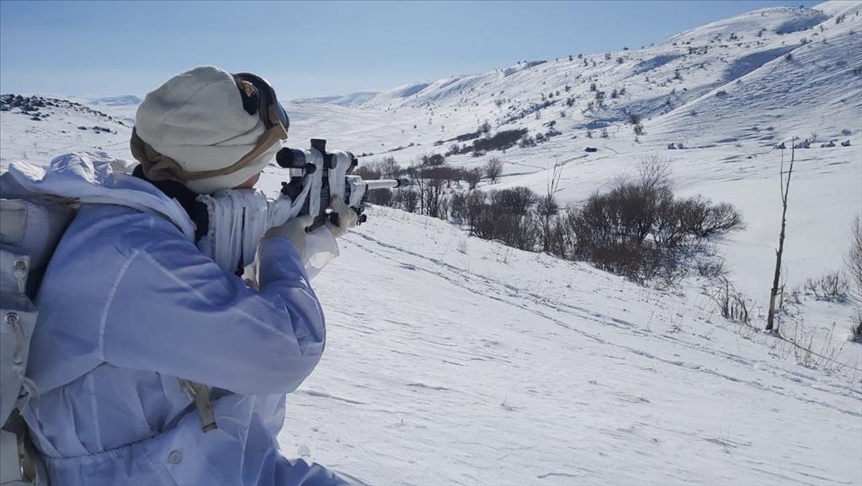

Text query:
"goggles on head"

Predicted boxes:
[[132, 71, 292, 184], [233, 72, 290, 140]]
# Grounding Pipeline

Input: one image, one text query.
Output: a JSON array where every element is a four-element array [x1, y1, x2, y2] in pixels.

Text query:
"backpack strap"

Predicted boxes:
[[1, 410, 47, 486], [178, 379, 218, 433], [130, 169, 219, 433]]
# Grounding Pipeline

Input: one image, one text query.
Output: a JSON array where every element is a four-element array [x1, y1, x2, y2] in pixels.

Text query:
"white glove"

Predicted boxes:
[[327, 198, 359, 238], [264, 215, 314, 259]]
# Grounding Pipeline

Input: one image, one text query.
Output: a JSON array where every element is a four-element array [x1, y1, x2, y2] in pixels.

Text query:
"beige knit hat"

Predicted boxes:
[[132, 66, 284, 194]]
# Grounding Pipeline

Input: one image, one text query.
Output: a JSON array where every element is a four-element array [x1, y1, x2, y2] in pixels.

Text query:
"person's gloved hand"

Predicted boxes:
[[326, 198, 359, 238], [264, 215, 314, 258]]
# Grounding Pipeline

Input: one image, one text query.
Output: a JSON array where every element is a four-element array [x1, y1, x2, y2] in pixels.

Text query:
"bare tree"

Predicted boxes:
[[377, 156, 401, 179], [766, 140, 796, 333], [479, 120, 491, 138], [539, 161, 563, 252], [463, 167, 482, 190], [464, 190, 487, 236], [847, 216, 862, 343], [848, 215, 862, 301], [491, 186, 537, 215], [484, 157, 504, 184], [638, 154, 671, 191]]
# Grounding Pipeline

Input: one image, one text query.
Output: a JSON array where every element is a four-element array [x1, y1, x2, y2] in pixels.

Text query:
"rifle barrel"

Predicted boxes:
[[363, 178, 410, 190]]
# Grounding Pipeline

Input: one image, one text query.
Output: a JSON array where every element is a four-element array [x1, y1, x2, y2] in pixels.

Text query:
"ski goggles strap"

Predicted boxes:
[[131, 126, 285, 182], [233, 72, 290, 139], [133, 73, 290, 183]]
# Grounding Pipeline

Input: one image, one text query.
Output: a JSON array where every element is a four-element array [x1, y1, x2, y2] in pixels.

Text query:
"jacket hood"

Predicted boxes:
[[0, 152, 195, 240]]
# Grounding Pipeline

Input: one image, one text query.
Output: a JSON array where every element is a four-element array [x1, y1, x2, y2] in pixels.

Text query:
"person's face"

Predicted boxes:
[[233, 172, 261, 189]]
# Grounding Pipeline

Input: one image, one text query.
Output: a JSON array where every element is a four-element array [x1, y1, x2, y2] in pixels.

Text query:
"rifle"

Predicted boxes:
[[275, 138, 409, 231], [196, 138, 407, 274]]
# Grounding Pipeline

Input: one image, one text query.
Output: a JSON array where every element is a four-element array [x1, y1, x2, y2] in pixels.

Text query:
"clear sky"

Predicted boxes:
[[0, 0, 824, 101]]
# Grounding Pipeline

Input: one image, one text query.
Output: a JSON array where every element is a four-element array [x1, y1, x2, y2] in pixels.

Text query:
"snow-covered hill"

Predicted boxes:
[[276, 0, 862, 310], [0, 94, 132, 169], [1, 1, 861, 484]]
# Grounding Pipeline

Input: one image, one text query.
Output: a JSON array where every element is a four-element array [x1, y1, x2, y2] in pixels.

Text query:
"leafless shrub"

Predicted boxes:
[[463, 167, 482, 190], [479, 120, 491, 137], [697, 259, 727, 279], [711, 278, 751, 325], [675, 197, 743, 237], [547, 157, 741, 284], [484, 157, 504, 184], [637, 154, 671, 190], [366, 188, 393, 206], [804, 271, 850, 303], [782, 322, 848, 371], [473, 210, 536, 251], [849, 310, 862, 343], [490, 187, 537, 215], [449, 191, 467, 225], [820, 272, 849, 302], [392, 187, 419, 213], [464, 190, 487, 235], [546, 211, 577, 259]]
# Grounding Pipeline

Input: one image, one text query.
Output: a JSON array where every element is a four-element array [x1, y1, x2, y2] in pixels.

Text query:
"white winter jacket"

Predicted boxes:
[[1, 153, 357, 485]]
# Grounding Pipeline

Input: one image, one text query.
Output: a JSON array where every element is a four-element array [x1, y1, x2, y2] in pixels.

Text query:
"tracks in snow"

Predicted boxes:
[[346, 231, 861, 417]]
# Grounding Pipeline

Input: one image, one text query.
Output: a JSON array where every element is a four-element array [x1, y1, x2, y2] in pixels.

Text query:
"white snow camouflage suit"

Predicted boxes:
[[1, 152, 364, 485]]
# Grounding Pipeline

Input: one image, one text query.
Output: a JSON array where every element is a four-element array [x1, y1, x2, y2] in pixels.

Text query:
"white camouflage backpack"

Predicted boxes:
[[0, 152, 276, 484], [0, 195, 75, 486]]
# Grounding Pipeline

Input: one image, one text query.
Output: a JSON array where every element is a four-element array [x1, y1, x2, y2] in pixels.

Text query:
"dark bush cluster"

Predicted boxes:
[[502, 100, 556, 125], [360, 154, 742, 285], [446, 129, 529, 156], [555, 173, 743, 282]]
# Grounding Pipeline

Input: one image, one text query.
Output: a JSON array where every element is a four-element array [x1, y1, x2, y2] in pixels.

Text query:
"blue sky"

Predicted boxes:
[[0, 1, 823, 100]]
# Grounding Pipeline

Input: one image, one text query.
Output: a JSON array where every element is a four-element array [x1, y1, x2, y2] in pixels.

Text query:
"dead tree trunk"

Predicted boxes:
[[540, 160, 563, 253], [766, 140, 796, 332]]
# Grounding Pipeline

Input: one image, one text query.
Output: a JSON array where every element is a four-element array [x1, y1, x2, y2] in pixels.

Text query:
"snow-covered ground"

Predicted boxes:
[[1, 0, 860, 484]]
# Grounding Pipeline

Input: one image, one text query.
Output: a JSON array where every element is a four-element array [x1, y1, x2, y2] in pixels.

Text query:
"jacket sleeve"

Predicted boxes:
[[100, 225, 326, 395]]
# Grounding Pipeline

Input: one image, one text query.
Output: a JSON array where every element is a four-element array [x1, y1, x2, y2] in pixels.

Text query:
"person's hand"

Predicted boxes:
[[326, 198, 359, 238], [264, 215, 314, 258]]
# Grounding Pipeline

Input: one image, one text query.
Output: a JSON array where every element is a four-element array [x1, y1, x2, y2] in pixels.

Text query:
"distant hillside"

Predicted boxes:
[[294, 91, 379, 108], [87, 95, 143, 107], [290, 0, 861, 157], [280, 0, 861, 313]]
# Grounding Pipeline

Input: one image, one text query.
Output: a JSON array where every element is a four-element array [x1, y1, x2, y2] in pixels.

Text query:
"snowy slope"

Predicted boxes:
[[0, 95, 132, 170], [1, 1, 861, 484], [277, 207, 861, 485]]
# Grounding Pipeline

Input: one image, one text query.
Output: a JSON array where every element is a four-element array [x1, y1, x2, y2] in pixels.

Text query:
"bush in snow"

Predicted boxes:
[[544, 157, 743, 283], [852, 311, 862, 344], [484, 157, 504, 184], [352, 156, 405, 206], [377, 154, 742, 288], [803, 272, 850, 303], [711, 278, 752, 325]]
